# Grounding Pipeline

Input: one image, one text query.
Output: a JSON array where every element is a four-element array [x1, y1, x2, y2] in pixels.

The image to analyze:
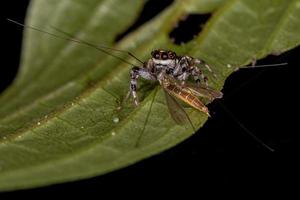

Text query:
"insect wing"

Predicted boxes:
[[164, 89, 195, 130], [164, 90, 187, 124], [184, 82, 223, 101], [162, 74, 222, 101]]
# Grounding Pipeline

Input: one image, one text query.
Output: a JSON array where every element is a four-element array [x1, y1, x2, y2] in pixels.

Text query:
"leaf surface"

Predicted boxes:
[[0, 0, 300, 191]]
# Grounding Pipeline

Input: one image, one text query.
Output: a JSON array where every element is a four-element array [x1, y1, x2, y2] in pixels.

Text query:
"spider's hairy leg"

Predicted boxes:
[[125, 66, 156, 106], [192, 58, 217, 78], [175, 56, 193, 85], [190, 66, 208, 87], [177, 71, 190, 86], [177, 56, 209, 86]]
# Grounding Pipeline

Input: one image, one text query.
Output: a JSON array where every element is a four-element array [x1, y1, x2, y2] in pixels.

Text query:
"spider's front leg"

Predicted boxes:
[[176, 56, 209, 87], [126, 66, 155, 106], [175, 56, 192, 85], [128, 67, 140, 106], [192, 58, 217, 78], [190, 66, 208, 87]]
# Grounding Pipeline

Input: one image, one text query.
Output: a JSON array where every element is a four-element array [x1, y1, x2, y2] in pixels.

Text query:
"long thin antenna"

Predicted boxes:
[[7, 18, 140, 67], [243, 62, 288, 69], [217, 100, 275, 152], [49, 25, 144, 64], [226, 62, 288, 99]]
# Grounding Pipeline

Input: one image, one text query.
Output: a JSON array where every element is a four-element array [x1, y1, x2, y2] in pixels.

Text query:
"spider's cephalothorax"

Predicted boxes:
[[127, 49, 217, 113]]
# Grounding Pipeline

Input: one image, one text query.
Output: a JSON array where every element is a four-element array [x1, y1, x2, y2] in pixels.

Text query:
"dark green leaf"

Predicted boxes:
[[0, 0, 299, 191]]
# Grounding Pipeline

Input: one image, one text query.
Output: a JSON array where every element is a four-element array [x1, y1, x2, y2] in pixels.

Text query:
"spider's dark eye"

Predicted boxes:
[[168, 52, 176, 59], [152, 50, 160, 59], [162, 52, 168, 60], [155, 53, 161, 59]]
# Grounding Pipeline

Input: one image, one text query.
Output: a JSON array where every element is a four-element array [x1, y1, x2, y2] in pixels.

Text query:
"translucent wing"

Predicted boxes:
[[162, 74, 223, 102], [183, 82, 223, 102], [163, 89, 195, 131], [160, 75, 210, 115]]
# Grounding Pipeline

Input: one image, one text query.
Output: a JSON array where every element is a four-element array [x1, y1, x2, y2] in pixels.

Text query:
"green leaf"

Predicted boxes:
[[0, 0, 300, 191]]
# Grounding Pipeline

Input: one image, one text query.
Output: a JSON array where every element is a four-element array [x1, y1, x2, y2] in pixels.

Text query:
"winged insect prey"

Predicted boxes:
[[126, 49, 221, 113], [7, 18, 286, 150]]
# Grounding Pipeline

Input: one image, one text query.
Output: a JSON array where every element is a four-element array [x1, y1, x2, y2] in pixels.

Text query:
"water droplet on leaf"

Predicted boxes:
[[113, 117, 119, 123]]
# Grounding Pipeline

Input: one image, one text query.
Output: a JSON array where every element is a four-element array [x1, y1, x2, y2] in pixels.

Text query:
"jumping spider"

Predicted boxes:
[[127, 49, 222, 116]]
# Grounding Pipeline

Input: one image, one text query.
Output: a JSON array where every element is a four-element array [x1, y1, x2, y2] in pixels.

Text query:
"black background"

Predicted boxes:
[[1, 0, 298, 197]]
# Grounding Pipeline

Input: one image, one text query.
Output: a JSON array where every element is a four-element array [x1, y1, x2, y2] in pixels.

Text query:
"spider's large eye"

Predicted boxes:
[[151, 50, 160, 59], [162, 52, 168, 60]]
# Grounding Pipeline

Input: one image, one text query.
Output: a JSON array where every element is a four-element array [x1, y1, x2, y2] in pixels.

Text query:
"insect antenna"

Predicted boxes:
[[216, 100, 275, 152], [48, 25, 144, 64], [7, 18, 140, 67], [243, 62, 288, 68], [218, 61, 287, 152]]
